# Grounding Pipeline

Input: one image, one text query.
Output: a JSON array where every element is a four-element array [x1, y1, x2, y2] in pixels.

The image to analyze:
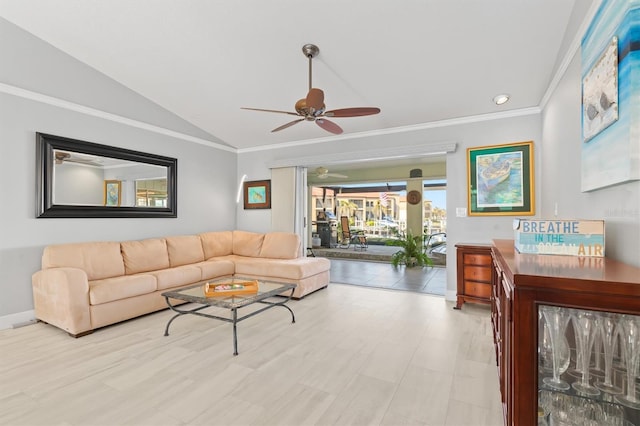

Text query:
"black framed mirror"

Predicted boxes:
[[36, 132, 177, 218]]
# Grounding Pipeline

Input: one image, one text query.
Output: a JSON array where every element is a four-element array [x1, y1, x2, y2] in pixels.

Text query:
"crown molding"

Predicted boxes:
[[240, 107, 540, 154], [0, 82, 236, 153], [2, 80, 540, 156], [539, 0, 602, 109], [267, 142, 457, 169]]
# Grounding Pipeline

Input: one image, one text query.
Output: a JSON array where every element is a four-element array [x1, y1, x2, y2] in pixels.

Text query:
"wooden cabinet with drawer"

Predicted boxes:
[[491, 239, 640, 425], [454, 243, 492, 309]]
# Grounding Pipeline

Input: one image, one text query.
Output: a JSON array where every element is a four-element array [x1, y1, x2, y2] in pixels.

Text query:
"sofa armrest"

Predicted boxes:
[[32, 267, 92, 336]]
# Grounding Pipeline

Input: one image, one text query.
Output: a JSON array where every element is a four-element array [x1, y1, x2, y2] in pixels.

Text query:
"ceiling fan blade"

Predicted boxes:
[[272, 118, 305, 132], [306, 88, 325, 112], [316, 118, 343, 135], [324, 107, 381, 117], [327, 173, 348, 178], [241, 107, 300, 116]]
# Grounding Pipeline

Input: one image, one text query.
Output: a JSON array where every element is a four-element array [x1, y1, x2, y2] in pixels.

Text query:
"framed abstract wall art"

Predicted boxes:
[[582, 36, 619, 143], [243, 179, 271, 209], [104, 180, 121, 207], [581, 0, 640, 191], [467, 141, 535, 216]]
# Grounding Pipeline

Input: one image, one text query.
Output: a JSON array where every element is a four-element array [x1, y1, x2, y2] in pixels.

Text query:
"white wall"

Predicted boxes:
[[0, 20, 237, 321], [0, 18, 222, 144], [3, 2, 638, 323], [54, 163, 104, 205], [270, 167, 296, 233], [0, 93, 237, 319], [237, 39, 640, 301], [238, 113, 543, 300], [541, 51, 640, 266]]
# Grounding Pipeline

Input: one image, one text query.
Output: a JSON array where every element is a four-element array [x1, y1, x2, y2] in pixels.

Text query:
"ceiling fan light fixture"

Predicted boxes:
[[493, 94, 510, 105], [311, 166, 348, 179], [241, 44, 381, 135]]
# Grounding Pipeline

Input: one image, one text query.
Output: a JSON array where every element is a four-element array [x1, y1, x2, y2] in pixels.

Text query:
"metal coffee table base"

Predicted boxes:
[[163, 297, 295, 355]]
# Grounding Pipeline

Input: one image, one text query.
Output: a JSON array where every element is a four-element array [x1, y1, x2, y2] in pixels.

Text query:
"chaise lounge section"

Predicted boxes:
[[32, 230, 330, 336]]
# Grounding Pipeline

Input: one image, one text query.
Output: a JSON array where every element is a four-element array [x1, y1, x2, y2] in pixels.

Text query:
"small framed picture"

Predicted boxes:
[[104, 180, 121, 207], [468, 141, 534, 216], [243, 179, 271, 209]]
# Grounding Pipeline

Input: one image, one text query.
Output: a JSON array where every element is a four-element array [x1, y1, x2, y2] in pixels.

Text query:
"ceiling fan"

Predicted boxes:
[[55, 151, 102, 166], [311, 167, 348, 179], [241, 44, 381, 135]]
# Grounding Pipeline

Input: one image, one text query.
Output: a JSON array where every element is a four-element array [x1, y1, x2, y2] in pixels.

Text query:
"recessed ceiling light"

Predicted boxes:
[[493, 94, 510, 105]]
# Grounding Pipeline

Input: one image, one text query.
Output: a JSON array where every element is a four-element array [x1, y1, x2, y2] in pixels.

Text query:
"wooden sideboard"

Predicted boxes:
[[454, 243, 493, 309], [491, 239, 640, 426]]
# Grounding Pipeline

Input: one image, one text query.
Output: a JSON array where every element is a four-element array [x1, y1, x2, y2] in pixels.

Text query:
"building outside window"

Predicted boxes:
[[310, 181, 447, 239]]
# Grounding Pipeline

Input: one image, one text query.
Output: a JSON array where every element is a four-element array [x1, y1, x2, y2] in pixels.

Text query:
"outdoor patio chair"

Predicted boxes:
[[352, 233, 368, 251], [338, 216, 352, 248], [338, 216, 368, 250]]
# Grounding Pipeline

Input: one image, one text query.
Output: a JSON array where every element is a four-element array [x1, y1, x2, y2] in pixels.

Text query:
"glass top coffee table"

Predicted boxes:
[[161, 277, 296, 355]]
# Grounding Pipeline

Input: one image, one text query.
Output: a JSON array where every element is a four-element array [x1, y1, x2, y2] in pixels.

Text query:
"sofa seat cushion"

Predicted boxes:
[[89, 274, 157, 305], [233, 256, 331, 280], [196, 259, 235, 281], [151, 265, 203, 291]]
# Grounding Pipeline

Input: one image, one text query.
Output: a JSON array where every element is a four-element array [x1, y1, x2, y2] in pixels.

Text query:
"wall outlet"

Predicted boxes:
[[456, 207, 467, 217]]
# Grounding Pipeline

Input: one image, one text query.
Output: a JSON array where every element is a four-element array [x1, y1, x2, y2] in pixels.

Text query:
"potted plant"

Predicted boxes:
[[386, 228, 433, 268]]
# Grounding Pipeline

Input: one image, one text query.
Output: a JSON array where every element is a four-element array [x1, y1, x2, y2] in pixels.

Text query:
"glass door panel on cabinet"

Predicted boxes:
[[537, 305, 640, 425]]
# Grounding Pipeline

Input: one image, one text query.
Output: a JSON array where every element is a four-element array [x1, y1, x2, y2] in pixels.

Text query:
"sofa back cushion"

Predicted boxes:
[[259, 232, 300, 259], [232, 230, 264, 257], [121, 238, 170, 275], [199, 231, 233, 259], [166, 235, 205, 267], [42, 242, 125, 281]]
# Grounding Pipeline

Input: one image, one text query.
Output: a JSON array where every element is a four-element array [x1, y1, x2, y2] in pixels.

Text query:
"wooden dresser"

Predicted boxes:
[[454, 243, 492, 309]]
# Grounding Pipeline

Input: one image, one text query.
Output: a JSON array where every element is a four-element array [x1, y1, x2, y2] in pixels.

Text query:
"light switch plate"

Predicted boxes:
[[456, 207, 467, 217]]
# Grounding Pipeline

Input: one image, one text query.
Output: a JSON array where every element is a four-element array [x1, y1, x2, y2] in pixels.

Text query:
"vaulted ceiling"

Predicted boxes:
[[0, 1, 593, 151]]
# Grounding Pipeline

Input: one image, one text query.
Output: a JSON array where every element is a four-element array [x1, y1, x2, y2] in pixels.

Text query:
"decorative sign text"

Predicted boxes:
[[514, 219, 605, 257]]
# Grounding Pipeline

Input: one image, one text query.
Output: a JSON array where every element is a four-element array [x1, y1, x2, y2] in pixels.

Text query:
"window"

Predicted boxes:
[[135, 179, 168, 207]]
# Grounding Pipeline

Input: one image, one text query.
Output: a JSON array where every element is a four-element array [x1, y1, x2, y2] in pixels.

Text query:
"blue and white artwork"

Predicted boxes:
[[582, 37, 618, 142], [581, 0, 640, 192]]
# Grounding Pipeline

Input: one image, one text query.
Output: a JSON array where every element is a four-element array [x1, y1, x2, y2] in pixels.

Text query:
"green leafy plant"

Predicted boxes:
[[386, 228, 433, 268]]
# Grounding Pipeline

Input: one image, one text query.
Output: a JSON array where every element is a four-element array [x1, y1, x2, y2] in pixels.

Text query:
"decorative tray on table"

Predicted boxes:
[[204, 280, 259, 297]]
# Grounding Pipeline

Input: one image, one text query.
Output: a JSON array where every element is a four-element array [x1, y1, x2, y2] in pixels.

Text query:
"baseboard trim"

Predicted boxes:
[[0, 310, 36, 331]]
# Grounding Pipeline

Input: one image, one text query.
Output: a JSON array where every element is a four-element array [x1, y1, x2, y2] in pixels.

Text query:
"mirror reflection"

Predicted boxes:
[[52, 150, 168, 208], [37, 132, 177, 218]]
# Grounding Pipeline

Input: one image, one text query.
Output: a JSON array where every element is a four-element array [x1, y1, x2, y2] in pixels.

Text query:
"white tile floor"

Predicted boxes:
[[0, 283, 501, 426], [329, 259, 447, 296]]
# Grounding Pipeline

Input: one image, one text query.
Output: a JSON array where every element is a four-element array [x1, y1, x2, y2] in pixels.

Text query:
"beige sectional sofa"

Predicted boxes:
[[32, 230, 330, 337]]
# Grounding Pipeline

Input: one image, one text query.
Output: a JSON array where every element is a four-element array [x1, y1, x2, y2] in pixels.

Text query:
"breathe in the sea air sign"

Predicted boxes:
[[514, 219, 605, 257]]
